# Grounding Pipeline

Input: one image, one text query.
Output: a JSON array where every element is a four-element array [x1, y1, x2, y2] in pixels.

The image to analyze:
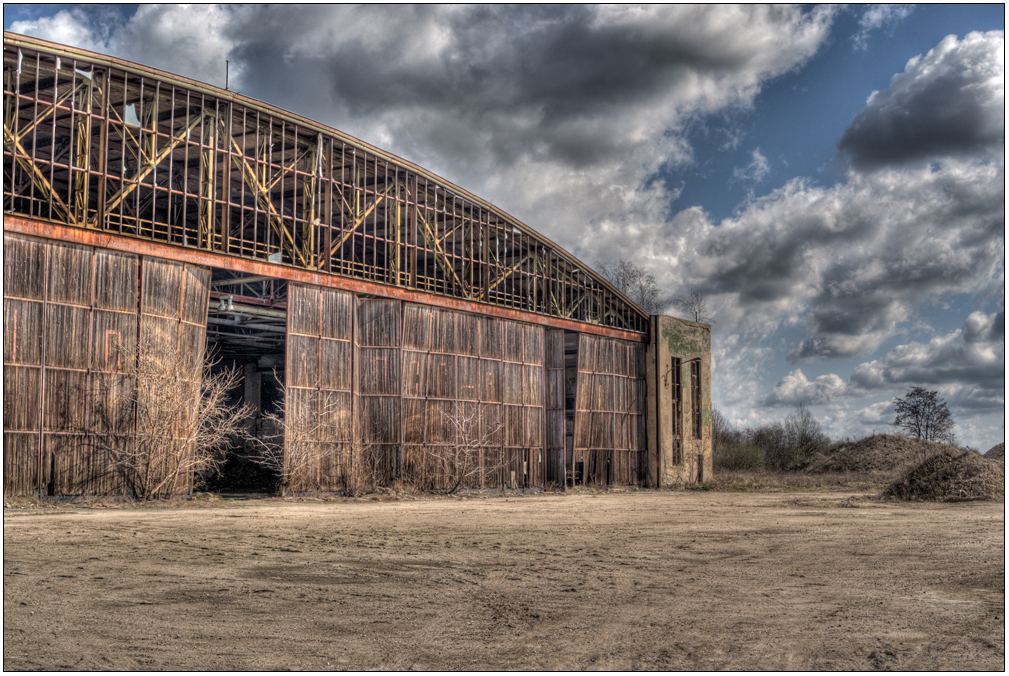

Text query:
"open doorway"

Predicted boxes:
[[202, 270, 287, 493]]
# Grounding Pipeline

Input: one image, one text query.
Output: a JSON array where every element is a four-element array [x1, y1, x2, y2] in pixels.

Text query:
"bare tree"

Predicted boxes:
[[892, 386, 955, 443], [673, 289, 713, 324], [599, 259, 664, 314], [423, 403, 505, 494], [782, 403, 829, 460], [89, 346, 252, 500]]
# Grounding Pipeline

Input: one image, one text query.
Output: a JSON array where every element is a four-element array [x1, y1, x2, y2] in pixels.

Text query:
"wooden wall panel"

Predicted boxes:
[[572, 333, 646, 486], [3, 233, 213, 496], [285, 283, 355, 491], [401, 303, 545, 491]]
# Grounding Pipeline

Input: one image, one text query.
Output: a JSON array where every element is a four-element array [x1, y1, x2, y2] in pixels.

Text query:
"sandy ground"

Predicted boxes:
[[3, 490, 1004, 671]]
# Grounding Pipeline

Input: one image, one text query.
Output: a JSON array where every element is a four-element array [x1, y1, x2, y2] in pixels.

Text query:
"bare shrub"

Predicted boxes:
[[248, 375, 390, 496], [418, 403, 505, 494], [713, 441, 764, 471], [748, 404, 828, 471], [90, 346, 252, 500]]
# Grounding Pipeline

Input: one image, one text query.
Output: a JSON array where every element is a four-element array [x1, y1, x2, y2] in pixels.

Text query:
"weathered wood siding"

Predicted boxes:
[[572, 334, 647, 486], [3, 232, 209, 496], [284, 283, 355, 490], [544, 329, 566, 485], [401, 305, 546, 490], [356, 298, 402, 483]]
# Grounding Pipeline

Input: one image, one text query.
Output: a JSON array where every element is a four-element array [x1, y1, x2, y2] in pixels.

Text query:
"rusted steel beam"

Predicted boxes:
[[5, 217, 647, 343]]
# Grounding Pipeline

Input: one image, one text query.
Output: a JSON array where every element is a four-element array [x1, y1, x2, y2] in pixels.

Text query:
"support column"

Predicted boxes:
[[646, 314, 711, 487]]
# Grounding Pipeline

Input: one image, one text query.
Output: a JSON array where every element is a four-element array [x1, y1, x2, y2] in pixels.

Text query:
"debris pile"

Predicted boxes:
[[804, 434, 955, 474], [883, 450, 1005, 502], [983, 442, 1005, 468]]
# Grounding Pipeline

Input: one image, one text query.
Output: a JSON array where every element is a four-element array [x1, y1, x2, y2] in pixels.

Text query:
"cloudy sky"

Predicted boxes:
[[7, 5, 1004, 448]]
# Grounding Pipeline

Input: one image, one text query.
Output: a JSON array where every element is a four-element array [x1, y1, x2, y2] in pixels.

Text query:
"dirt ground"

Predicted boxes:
[[3, 490, 1004, 671]]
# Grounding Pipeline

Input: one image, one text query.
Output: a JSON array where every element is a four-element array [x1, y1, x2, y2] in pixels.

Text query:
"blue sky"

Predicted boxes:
[[6, 5, 1004, 448]]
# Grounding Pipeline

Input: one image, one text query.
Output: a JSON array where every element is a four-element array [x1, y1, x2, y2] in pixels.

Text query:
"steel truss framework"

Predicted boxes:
[[3, 33, 649, 335]]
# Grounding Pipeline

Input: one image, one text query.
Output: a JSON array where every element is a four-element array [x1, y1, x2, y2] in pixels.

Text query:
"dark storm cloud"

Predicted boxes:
[[839, 30, 1004, 170]]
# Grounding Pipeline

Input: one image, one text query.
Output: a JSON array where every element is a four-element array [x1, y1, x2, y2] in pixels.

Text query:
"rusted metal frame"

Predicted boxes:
[[3, 125, 73, 223], [7, 32, 651, 325], [71, 69, 92, 229], [3, 59, 16, 210], [198, 98, 216, 249], [537, 252, 562, 316], [222, 118, 306, 267], [95, 107, 205, 230], [564, 291, 589, 320], [406, 182, 468, 299], [485, 250, 535, 300], [410, 173, 418, 289], [13, 74, 84, 145], [328, 178, 394, 259], [389, 168, 401, 284], [219, 98, 234, 255], [322, 135, 333, 275], [161, 83, 176, 245], [140, 77, 162, 240]]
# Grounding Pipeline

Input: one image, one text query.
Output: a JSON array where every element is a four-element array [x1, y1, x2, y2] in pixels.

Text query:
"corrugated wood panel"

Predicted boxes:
[[430, 308, 457, 354], [401, 303, 545, 490], [47, 242, 92, 306], [503, 322, 523, 363], [358, 299, 401, 347], [480, 359, 501, 402], [3, 366, 41, 431], [358, 347, 400, 395], [285, 283, 355, 491], [3, 433, 44, 496], [480, 317, 502, 359], [403, 304, 432, 351], [4, 299, 43, 365], [3, 233, 219, 496], [572, 332, 647, 486], [93, 251, 138, 313], [355, 298, 402, 486], [458, 357, 481, 401], [456, 313, 480, 357], [501, 362, 523, 405], [3, 235, 46, 300]]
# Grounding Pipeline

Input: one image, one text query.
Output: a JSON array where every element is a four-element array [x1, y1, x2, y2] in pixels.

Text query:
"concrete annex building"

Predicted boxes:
[[2, 33, 711, 496]]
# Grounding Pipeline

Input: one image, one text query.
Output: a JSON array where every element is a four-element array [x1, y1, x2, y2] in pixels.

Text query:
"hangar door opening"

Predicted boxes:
[[203, 271, 288, 493]]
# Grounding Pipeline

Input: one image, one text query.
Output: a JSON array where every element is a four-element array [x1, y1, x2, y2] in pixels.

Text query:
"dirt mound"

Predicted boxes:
[[804, 434, 956, 474], [984, 443, 1004, 467], [884, 450, 1005, 502]]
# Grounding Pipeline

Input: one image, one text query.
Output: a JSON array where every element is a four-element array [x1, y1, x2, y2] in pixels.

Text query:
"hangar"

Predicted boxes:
[[2, 32, 710, 496]]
